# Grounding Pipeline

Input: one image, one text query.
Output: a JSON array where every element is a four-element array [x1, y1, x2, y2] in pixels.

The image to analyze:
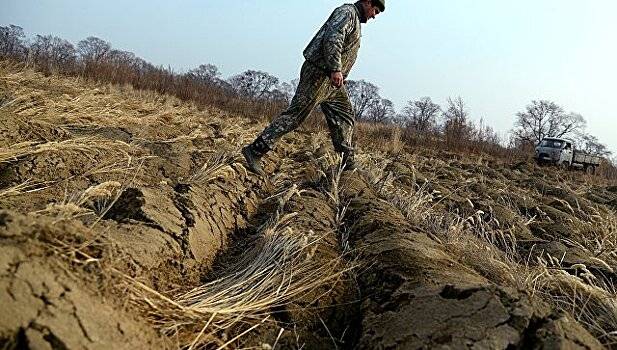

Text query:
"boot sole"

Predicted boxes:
[[242, 147, 266, 176]]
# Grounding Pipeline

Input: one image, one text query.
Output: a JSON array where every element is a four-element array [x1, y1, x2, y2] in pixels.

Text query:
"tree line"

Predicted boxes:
[[0, 24, 613, 162]]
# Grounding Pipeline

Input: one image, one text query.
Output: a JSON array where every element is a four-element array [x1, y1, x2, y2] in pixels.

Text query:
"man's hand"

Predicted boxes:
[[330, 71, 344, 88]]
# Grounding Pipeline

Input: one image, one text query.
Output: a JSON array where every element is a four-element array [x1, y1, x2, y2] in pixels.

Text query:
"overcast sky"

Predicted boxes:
[[3, 0, 616, 153]]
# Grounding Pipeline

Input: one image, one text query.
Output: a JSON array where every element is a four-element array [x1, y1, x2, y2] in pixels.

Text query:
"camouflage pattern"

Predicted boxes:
[[257, 61, 355, 157], [250, 3, 364, 165], [303, 3, 362, 77]]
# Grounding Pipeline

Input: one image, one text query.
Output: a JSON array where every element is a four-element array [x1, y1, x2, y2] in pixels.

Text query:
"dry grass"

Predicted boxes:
[[33, 155, 145, 224], [190, 151, 241, 184], [522, 257, 617, 346], [0, 137, 131, 164], [357, 151, 438, 227], [443, 202, 617, 346], [38, 181, 356, 349], [438, 185, 617, 345], [0, 179, 50, 198], [357, 150, 617, 346], [314, 150, 353, 251], [451, 194, 617, 345], [81, 154, 154, 178], [36, 181, 122, 220], [0, 64, 258, 145], [356, 123, 405, 156], [446, 229, 519, 286], [122, 187, 355, 349], [563, 213, 617, 263], [1, 58, 281, 138]]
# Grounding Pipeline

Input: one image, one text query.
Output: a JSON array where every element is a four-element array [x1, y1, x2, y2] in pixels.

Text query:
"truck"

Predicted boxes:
[[534, 137, 602, 174]]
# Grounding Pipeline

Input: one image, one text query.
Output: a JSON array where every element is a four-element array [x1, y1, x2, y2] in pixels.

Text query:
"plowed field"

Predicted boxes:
[[2, 62, 617, 349]]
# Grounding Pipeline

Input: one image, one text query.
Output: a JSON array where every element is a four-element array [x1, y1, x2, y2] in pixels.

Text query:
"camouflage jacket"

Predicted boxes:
[[303, 3, 362, 77]]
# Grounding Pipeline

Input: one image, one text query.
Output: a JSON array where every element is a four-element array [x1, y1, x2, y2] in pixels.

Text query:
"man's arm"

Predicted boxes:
[[323, 7, 353, 84]]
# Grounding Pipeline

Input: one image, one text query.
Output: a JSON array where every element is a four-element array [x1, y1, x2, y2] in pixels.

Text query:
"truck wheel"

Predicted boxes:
[[586, 165, 596, 175]]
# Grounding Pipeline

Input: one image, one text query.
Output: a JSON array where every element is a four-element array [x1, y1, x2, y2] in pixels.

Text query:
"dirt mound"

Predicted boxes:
[[340, 173, 603, 349], [251, 187, 357, 349], [0, 211, 168, 349]]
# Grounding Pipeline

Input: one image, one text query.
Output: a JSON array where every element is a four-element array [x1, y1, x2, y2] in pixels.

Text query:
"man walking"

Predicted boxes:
[[242, 0, 385, 176]]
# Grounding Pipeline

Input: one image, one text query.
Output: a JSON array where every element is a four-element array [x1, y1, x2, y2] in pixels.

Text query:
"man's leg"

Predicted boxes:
[[320, 86, 356, 170], [259, 63, 329, 149], [243, 62, 329, 175]]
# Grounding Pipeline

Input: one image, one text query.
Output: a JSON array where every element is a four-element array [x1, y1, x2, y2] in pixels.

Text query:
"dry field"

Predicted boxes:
[[1, 60, 617, 349]]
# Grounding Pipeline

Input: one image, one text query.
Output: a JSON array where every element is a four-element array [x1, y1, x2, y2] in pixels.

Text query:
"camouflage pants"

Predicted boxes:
[[257, 61, 355, 156]]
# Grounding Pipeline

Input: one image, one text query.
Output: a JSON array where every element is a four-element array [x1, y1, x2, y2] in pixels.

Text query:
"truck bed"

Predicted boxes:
[[573, 151, 602, 166]]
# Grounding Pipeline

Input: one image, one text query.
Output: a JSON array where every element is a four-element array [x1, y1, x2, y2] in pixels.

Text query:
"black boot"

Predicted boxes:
[[342, 150, 356, 171], [242, 137, 270, 176]]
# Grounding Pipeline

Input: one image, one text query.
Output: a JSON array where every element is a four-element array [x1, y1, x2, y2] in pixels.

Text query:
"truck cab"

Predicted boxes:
[[534, 137, 574, 166], [534, 137, 601, 173]]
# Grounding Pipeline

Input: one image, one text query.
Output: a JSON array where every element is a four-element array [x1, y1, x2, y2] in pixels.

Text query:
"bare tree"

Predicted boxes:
[[111, 50, 138, 64], [442, 97, 470, 140], [512, 100, 586, 144], [264, 89, 289, 103], [290, 78, 300, 92], [127, 55, 153, 71], [77, 36, 111, 62], [442, 97, 468, 123], [577, 133, 612, 157], [364, 98, 395, 123], [557, 112, 586, 140], [276, 81, 295, 103], [29, 35, 77, 73], [473, 118, 502, 145], [97, 49, 139, 82], [0, 25, 26, 58], [187, 63, 221, 84], [228, 70, 279, 99], [399, 97, 440, 132], [346, 80, 380, 120]]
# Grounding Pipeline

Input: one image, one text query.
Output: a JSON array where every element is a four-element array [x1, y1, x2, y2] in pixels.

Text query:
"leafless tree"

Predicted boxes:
[[77, 36, 111, 62], [228, 70, 279, 99], [558, 112, 586, 140], [346, 80, 380, 120], [187, 63, 221, 84], [442, 97, 468, 124], [290, 78, 300, 92], [279, 78, 300, 103], [577, 133, 612, 157], [29, 35, 77, 73], [399, 97, 440, 132], [442, 97, 471, 141], [473, 118, 502, 146], [365, 98, 395, 123], [276, 81, 295, 103], [106, 49, 136, 65], [96, 49, 139, 82], [0, 25, 26, 58], [130, 56, 156, 73], [512, 100, 586, 144]]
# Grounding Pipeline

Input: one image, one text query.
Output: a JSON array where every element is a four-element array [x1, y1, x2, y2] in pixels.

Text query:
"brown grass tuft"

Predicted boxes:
[[122, 188, 356, 349]]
